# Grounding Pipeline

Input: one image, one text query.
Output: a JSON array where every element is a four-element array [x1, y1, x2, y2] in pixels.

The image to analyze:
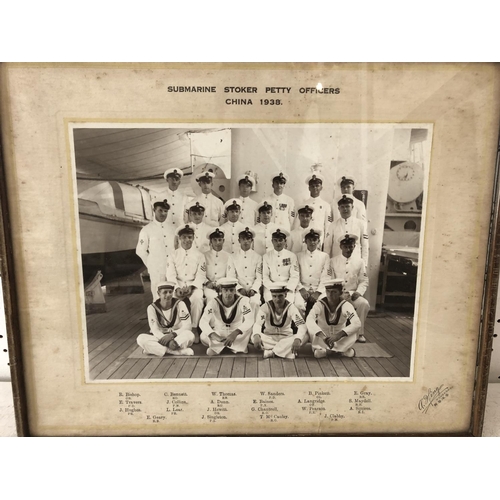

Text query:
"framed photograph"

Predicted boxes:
[[1, 63, 498, 436]]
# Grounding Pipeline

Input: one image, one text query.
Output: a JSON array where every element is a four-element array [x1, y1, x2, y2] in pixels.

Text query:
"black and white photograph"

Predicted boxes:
[[74, 123, 431, 381]]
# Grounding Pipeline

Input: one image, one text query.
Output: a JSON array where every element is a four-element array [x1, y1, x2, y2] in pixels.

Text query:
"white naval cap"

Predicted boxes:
[[239, 226, 256, 239], [157, 281, 177, 290], [237, 173, 256, 186], [305, 172, 325, 185], [324, 279, 344, 289], [257, 200, 273, 212], [195, 170, 215, 182], [336, 194, 355, 205], [187, 200, 206, 212], [269, 282, 290, 293], [207, 228, 225, 240], [303, 227, 323, 239], [296, 203, 315, 214], [272, 172, 289, 183], [223, 198, 241, 211], [175, 224, 196, 237], [338, 234, 359, 245], [164, 168, 184, 180], [338, 175, 356, 187], [217, 277, 239, 288], [271, 227, 290, 239]]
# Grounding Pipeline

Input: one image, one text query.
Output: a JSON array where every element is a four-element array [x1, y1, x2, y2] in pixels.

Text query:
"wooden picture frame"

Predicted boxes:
[[0, 62, 498, 436]]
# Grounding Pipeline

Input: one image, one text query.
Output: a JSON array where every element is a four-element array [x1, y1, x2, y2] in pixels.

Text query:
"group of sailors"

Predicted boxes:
[[135, 167, 370, 361]]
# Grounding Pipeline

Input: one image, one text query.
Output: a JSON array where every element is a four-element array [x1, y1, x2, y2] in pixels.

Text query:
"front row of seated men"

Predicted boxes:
[[137, 278, 360, 360]]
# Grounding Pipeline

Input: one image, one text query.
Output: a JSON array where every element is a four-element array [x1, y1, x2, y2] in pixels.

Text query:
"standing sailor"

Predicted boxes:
[[324, 194, 369, 265], [253, 201, 279, 256], [192, 170, 224, 227], [288, 204, 315, 254], [236, 173, 259, 226], [136, 199, 174, 300], [221, 199, 246, 255], [136, 281, 195, 357], [155, 168, 188, 229], [270, 172, 295, 231], [183, 201, 211, 254], [334, 175, 367, 222]]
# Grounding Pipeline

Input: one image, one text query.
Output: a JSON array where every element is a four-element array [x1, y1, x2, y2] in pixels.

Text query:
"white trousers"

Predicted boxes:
[[310, 332, 357, 354], [351, 296, 369, 337], [137, 330, 194, 357], [294, 292, 324, 317], [175, 288, 204, 328], [259, 332, 301, 359], [200, 328, 252, 354], [149, 271, 165, 300]]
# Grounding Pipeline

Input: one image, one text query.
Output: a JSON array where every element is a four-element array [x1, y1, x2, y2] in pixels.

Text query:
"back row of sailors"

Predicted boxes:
[[138, 278, 360, 360], [156, 167, 367, 232]]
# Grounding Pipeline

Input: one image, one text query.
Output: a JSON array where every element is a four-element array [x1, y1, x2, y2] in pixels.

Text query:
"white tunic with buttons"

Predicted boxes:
[[189, 222, 212, 254], [193, 192, 223, 227], [334, 197, 367, 222], [296, 196, 333, 234], [221, 221, 247, 255], [262, 249, 300, 292], [324, 217, 369, 265], [136, 219, 175, 295], [253, 222, 279, 256], [154, 188, 188, 229], [330, 254, 369, 295], [296, 249, 330, 294], [270, 192, 295, 231], [166, 247, 206, 289], [228, 248, 263, 293], [204, 249, 234, 284], [237, 196, 258, 226]]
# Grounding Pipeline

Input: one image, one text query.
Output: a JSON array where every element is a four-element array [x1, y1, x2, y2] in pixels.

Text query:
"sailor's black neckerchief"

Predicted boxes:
[[319, 297, 346, 326], [214, 296, 243, 327], [152, 298, 180, 329], [268, 300, 291, 328]]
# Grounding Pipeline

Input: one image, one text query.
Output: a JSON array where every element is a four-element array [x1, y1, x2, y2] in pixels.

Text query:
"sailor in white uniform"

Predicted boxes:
[[228, 227, 262, 320], [165, 224, 206, 342], [324, 194, 369, 265], [136, 199, 175, 300], [288, 204, 315, 254], [182, 201, 211, 254], [236, 173, 258, 226], [269, 172, 295, 231], [252, 283, 308, 359], [136, 281, 195, 357], [200, 277, 253, 355], [154, 168, 188, 229], [295, 228, 330, 317], [253, 201, 279, 256], [262, 228, 299, 302], [204, 228, 234, 302], [294, 172, 333, 236], [192, 170, 223, 227], [334, 175, 367, 222], [306, 279, 361, 359], [221, 199, 246, 255], [330, 234, 370, 343]]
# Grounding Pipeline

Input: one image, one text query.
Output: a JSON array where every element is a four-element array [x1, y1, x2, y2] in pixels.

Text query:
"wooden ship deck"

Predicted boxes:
[[86, 285, 414, 381]]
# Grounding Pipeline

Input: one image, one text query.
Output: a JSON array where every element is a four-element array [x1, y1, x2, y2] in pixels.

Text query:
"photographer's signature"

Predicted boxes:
[[418, 385, 452, 414]]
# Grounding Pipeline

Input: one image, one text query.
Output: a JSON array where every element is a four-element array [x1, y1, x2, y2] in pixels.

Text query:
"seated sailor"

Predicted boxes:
[[228, 226, 262, 320], [306, 279, 361, 359], [330, 234, 370, 343], [204, 227, 234, 302], [199, 277, 253, 356], [136, 281, 195, 357], [252, 282, 307, 359], [166, 224, 206, 343], [294, 227, 330, 317]]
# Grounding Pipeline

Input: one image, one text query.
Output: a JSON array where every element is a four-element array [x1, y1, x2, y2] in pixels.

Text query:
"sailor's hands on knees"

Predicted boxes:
[[292, 338, 301, 355], [159, 333, 175, 346], [253, 334, 263, 350], [224, 330, 241, 347], [209, 332, 223, 343], [351, 292, 360, 301]]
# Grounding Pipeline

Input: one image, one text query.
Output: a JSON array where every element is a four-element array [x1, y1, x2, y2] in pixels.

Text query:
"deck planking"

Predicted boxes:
[[85, 289, 417, 380]]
